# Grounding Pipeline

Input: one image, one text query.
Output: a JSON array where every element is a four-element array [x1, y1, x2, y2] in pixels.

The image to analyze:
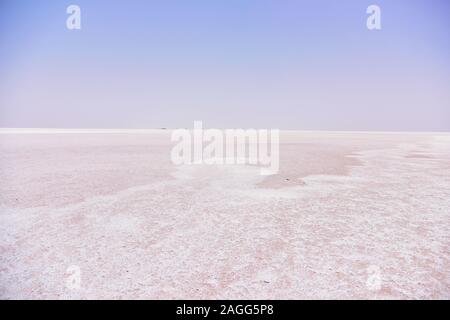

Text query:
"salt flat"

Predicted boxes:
[[0, 131, 449, 299]]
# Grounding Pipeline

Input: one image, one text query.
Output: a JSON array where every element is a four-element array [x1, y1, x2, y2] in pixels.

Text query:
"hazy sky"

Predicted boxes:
[[0, 0, 449, 130]]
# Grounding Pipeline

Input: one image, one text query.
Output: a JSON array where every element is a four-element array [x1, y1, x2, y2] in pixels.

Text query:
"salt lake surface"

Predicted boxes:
[[0, 130, 449, 299]]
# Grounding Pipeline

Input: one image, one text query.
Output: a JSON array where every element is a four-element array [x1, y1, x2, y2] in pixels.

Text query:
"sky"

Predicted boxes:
[[0, 0, 449, 131]]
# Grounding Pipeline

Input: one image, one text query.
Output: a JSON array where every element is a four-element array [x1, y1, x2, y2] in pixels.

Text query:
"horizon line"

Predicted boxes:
[[1, 128, 449, 135]]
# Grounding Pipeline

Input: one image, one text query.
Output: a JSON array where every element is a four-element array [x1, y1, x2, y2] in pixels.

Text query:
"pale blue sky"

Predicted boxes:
[[0, 0, 449, 130]]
